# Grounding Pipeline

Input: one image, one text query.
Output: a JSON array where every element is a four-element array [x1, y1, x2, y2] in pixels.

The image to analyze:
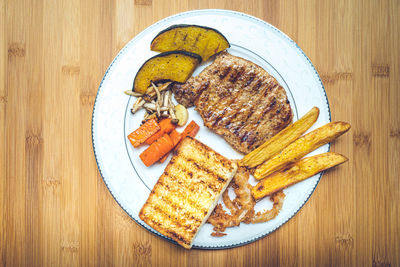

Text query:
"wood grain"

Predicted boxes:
[[1, 0, 399, 266], [0, 0, 5, 265]]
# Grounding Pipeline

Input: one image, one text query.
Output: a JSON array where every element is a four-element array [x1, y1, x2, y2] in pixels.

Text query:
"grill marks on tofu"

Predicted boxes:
[[173, 52, 293, 154], [139, 137, 237, 249]]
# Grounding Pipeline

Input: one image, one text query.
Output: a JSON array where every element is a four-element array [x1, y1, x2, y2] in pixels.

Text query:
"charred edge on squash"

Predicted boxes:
[[150, 24, 230, 49]]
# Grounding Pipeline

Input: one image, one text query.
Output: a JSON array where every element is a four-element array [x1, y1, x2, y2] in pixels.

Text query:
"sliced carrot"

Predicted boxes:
[[144, 129, 164, 145], [145, 118, 176, 145], [159, 153, 169, 163], [160, 118, 176, 133], [140, 134, 174, 167], [181, 120, 200, 139], [127, 119, 160, 147], [169, 129, 182, 146], [159, 130, 182, 163], [174, 121, 200, 150]]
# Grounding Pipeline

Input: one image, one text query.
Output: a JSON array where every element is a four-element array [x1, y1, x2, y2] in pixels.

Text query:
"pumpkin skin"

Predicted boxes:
[[150, 24, 230, 62], [132, 51, 201, 94]]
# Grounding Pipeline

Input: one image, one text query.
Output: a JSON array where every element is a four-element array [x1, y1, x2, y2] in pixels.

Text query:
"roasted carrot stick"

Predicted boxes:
[[127, 119, 160, 147], [140, 134, 174, 167], [173, 121, 200, 150], [180, 120, 200, 139], [145, 118, 176, 145], [169, 129, 182, 146], [159, 130, 182, 163], [159, 153, 170, 164]]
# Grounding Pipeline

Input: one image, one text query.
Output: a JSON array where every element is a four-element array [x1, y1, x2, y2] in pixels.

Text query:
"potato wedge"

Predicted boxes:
[[151, 24, 230, 61], [241, 107, 320, 168], [133, 51, 201, 94], [254, 121, 351, 179], [251, 152, 348, 200]]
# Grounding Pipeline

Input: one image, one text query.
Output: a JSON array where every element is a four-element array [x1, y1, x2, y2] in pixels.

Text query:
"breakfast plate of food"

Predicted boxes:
[[92, 9, 350, 249]]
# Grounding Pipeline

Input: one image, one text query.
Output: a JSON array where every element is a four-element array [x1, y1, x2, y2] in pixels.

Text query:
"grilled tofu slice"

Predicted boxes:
[[139, 137, 238, 249], [173, 52, 293, 154]]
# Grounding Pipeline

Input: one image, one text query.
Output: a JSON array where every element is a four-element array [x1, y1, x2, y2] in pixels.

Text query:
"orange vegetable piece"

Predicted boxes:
[[145, 118, 176, 145], [159, 153, 169, 163], [174, 121, 200, 150], [159, 130, 182, 163], [127, 119, 160, 147], [181, 120, 200, 139], [140, 134, 174, 167], [169, 129, 182, 146]]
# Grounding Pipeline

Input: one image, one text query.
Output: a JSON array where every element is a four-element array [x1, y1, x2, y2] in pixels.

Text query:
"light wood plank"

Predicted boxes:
[[388, 2, 400, 266], [24, 1, 45, 265], [77, 0, 116, 265], [313, 1, 356, 266], [40, 0, 65, 265], [0, 100, 5, 266], [0, 0, 6, 264], [5, 0, 44, 265], [0, 0, 4, 97], [368, 2, 392, 266]]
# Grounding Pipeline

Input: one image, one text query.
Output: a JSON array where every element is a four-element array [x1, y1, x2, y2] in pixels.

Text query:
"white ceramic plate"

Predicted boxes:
[[92, 9, 330, 249]]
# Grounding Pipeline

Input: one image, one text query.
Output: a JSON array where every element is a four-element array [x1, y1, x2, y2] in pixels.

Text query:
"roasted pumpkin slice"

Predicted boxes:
[[150, 24, 230, 62], [133, 51, 201, 94]]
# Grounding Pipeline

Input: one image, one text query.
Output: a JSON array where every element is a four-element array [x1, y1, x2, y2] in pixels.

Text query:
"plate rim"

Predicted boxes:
[[91, 9, 331, 250]]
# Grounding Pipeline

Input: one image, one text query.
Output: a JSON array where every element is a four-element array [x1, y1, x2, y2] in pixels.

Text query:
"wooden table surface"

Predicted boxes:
[[1, 0, 399, 266]]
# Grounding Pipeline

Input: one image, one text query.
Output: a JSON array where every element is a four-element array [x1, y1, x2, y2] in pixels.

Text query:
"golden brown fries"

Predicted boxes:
[[254, 122, 351, 179], [252, 152, 348, 200], [241, 107, 320, 168]]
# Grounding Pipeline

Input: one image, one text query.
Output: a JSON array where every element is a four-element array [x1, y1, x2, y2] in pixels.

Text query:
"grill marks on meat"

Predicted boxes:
[[173, 77, 210, 108], [221, 78, 265, 130], [196, 66, 252, 128], [173, 52, 293, 154]]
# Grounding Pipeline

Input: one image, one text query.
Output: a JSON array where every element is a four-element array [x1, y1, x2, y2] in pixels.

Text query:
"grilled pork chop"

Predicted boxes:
[[139, 137, 238, 249], [173, 52, 293, 154]]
